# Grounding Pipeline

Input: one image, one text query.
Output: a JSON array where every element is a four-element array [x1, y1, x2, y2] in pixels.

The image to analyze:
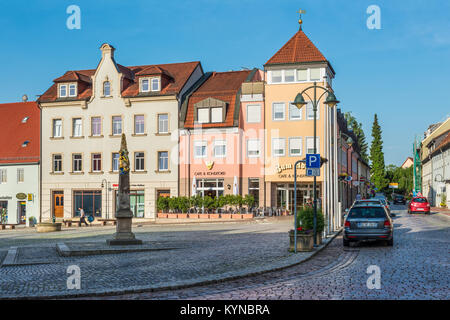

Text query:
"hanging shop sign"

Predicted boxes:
[[16, 193, 27, 200]]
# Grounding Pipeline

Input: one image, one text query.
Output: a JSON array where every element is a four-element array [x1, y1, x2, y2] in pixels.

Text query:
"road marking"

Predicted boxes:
[[2, 246, 18, 266]]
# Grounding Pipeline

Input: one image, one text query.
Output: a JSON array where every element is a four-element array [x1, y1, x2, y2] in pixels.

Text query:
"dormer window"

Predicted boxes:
[[59, 84, 67, 97], [69, 83, 77, 97], [151, 78, 160, 91], [194, 98, 227, 124], [211, 107, 223, 123], [103, 81, 111, 97], [140, 78, 150, 92]]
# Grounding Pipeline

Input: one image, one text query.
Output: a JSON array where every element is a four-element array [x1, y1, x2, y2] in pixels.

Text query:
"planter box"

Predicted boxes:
[[177, 213, 188, 219], [188, 213, 199, 219], [167, 214, 178, 219], [282, 211, 288, 216], [199, 214, 209, 219], [242, 213, 253, 219], [157, 213, 168, 218], [221, 213, 232, 219], [289, 230, 314, 252], [36, 223, 62, 233], [232, 214, 243, 219], [209, 214, 220, 219]]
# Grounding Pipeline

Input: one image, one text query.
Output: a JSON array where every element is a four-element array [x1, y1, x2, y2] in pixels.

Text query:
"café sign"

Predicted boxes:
[[276, 162, 306, 174]]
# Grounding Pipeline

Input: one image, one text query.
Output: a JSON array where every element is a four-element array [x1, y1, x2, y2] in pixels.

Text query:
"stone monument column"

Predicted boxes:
[[107, 134, 142, 245]]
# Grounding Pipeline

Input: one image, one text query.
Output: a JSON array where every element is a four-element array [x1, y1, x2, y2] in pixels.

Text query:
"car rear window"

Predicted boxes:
[[355, 201, 380, 206], [348, 207, 387, 219], [413, 198, 428, 203]]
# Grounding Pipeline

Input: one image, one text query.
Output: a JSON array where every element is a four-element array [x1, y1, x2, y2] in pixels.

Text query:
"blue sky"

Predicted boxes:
[[1, 0, 449, 166]]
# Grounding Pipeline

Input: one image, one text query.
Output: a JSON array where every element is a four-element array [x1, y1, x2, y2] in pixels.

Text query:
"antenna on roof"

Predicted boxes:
[[22, 94, 28, 102]]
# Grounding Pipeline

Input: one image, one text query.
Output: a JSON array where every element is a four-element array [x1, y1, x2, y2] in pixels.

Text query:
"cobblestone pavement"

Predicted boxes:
[[88, 205, 450, 300], [1, 217, 327, 298]]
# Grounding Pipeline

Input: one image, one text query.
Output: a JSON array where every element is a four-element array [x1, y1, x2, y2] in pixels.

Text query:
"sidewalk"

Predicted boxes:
[[431, 207, 450, 218]]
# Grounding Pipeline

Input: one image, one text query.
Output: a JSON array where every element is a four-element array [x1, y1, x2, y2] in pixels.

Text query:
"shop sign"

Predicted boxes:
[[276, 162, 306, 174], [194, 171, 226, 177], [0, 196, 12, 200], [27, 194, 33, 201], [16, 193, 27, 200]]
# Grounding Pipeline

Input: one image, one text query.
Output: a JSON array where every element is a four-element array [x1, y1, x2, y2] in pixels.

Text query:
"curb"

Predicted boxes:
[[1, 228, 342, 300]]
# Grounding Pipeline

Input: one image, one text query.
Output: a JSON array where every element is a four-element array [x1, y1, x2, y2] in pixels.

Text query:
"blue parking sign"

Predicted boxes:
[[306, 154, 320, 169]]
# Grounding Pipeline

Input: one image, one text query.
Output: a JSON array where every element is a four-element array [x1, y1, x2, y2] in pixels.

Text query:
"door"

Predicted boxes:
[[17, 201, 26, 224], [53, 192, 64, 218]]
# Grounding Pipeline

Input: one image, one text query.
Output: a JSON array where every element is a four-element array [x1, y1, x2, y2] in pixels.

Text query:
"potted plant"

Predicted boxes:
[[188, 196, 200, 218], [242, 195, 255, 219], [198, 196, 210, 219], [297, 206, 325, 245], [157, 197, 169, 218], [28, 216, 37, 227], [440, 193, 447, 208], [167, 197, 178, 218], [217, 196, 230, 219], [177, 196, 189, 218]]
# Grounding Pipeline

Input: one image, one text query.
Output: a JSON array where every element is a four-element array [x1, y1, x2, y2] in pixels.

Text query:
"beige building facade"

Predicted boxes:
[[38, 44, 203, 220]]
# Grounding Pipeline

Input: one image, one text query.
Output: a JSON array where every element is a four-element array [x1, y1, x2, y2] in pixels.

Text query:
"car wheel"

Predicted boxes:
[[387, 238, 393, 246], [343, 239, 350, 247]]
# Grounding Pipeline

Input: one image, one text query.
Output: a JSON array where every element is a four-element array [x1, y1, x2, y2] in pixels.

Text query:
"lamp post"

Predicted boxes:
[[101, 179, 110, 219], [293, 82, 339, 251], [339, 132, 354, 208]]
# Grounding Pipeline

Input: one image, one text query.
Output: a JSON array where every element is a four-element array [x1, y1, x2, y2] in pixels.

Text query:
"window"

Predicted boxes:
[[112, 153, 119, 172], [194, 141, 207, 158], [289, 103, 302, 120], [69, 84, 77, 97], [91, 117, 101, 136], [306, 102, 320, 120], [53, 154, 62, 172], [284, 69, 295, 82], [72, 118, 82, 137], [92, 153, 102, 172], [272, 138, 285, 157], [73, 190, 102, 217], [272, 103, 285, 120], [310, 68, 321, 81], [271, 70, 282, 83], [112, 116, 122, 135], [151, 78, 160, 91], [289, 137, 302, 156], [135, 152, 145, 171], [306, 137, 320, 154], [297, 69, 308, 81], [211, 107, 223, 123], [248, 178, 260, 207], [247, 105, 261, 123], [158, 151, 168, 171], [197, 108, 209, 124], [247, 139, 260, 158], [141, 79, 150, 92], [158, 114, 169, 133], [0, 169, 6, 183], [103, 81, 111, 97], [59, 85, 67, 97], [134, 115, 145, 134], [214, 140, 226, 158], [17, 168, 24, 183], [72, 154, 82, 172], [53, 119, 62, 137]]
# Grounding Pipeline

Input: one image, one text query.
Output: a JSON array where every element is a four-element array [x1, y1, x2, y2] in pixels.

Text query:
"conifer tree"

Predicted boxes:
[[344, 112, 369, 163], [370, 114, 388, 191]]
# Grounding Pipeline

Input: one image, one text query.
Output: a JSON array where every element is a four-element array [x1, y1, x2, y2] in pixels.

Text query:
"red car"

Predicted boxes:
[[408, 197, 431, 214]]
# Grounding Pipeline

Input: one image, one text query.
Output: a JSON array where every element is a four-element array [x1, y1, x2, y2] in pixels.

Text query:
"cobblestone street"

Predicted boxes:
[[86, 205, 450, 300]]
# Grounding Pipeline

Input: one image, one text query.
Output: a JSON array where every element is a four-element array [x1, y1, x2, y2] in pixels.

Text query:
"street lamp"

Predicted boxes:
[[101, 179, 110, 219], [339, 132, 354, 208], [292, 82, 339, 252]]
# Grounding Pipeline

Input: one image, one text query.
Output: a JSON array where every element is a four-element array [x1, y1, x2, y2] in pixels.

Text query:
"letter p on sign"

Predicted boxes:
[[306, 154, 320, 169]]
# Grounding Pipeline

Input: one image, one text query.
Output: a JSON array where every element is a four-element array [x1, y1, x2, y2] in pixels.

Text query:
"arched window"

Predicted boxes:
[[103, 81, 111, 97]]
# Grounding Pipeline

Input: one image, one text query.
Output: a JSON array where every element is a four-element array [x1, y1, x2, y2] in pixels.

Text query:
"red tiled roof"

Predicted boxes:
[[0, 102, 40, 164], [265, 29, 328, 66], [184, 70, 252, 129], [39, 61, 200, 103], [434, 131, 450, 152]]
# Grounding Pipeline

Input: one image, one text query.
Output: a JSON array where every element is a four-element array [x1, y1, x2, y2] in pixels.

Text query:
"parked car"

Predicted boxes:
[[408, 197, 430, 214], [352, 199, 383, 207], [393, 194, 406, 205], [343, 204, 394, 247]]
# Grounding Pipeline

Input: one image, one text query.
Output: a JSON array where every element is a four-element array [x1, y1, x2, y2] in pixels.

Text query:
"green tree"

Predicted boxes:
[[370, 114, 388, 191], [345, 112, 369, 163]]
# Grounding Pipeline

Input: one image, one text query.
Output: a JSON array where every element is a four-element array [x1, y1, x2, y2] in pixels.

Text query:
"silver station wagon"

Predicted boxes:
[[343, 204, 394, 247]]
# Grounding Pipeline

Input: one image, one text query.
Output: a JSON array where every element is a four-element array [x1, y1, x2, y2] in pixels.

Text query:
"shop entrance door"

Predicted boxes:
[[17, 201, 26, 224], [53, 191, 64, 218]]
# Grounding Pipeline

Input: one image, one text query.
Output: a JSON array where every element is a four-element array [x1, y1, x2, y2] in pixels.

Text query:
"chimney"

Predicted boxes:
[[100, 43, 115, 60]]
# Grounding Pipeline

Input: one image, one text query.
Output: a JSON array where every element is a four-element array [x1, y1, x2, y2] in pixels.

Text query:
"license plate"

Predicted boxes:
[[358, 222, 378, 228], [417, 208, 424, 211]]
